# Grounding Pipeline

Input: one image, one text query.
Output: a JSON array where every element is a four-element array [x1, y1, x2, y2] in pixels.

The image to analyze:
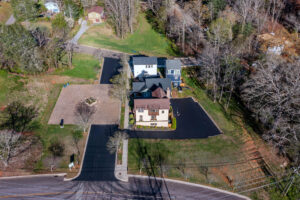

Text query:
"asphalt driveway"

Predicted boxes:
[[100, 57, 122, 84], [129, 98, 221, 139], [75, 125, 118, 181]]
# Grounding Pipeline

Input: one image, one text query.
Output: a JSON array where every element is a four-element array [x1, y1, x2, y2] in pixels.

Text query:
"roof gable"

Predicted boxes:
[[88, 6, 104, 14], [134, 98, 170, 110], [145, 78, 171, 92], [133, 57, 158, 65], [166, 59, 182, 70]]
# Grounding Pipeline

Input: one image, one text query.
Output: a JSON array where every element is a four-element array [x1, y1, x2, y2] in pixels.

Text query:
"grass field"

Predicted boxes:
[[55, 53, 100, 80], [79, 14, 176, 57], [0, 2, 12, 24]]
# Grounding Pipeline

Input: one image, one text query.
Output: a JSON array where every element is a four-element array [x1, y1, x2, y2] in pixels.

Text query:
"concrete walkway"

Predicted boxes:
[[70, 20, 89, 44], [115, 60, 131, 182], [5, 14, 15, 25]]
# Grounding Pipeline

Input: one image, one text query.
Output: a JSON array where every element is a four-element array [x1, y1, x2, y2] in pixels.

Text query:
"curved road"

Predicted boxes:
[[0, 176, 249, 200]]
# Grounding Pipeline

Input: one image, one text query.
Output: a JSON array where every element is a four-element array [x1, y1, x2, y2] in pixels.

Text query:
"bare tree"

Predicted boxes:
[[241, 57, 300, 159], [0, 130, 21, 168], [105, 0, 137, 38], [74, 101, 96, 132], [106, 131, 128, 154], [109, 55, 129, 102]]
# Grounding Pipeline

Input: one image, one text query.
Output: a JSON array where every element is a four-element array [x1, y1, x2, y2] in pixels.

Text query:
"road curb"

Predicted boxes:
[[0, 173, 66, 180], [128, 174, 251, 200]]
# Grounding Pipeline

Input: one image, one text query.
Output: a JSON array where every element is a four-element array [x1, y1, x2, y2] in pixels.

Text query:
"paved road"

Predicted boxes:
[[0, 175, 249, 200], [75, 125, 118, 181], [70, 20, 89, 45], [74, 44, 125, 58], [5, 14, 15, 25], [100, 57, 122, 84], [130, 98, 221, 139]]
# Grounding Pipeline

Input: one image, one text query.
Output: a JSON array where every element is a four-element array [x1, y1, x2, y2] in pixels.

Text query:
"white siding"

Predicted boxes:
[[133, 64, 157, 77], [135, 109, 169, 127]]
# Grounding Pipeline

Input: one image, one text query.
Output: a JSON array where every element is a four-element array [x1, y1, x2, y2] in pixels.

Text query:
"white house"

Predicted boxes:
[[132, 57, 158, 78], [134, 98, 170, 127], [45, 2, 60, 13]]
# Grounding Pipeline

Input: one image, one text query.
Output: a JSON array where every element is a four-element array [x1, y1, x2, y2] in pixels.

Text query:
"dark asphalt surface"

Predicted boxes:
[[100, 57, 122, 84], [130, 98, 221, 139], [75, 125, 118, 181], [0, 176, 248, 200]]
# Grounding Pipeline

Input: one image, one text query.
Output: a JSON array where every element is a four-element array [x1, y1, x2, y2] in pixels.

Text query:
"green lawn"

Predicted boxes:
[[56, 53, 100, 80], [79, 14, 176, 57], [0, 70, 24, 107]]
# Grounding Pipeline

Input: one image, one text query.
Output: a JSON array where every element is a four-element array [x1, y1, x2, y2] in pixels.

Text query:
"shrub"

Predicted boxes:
[[171, 117, 177, 130], [129, 119, 135, 125]]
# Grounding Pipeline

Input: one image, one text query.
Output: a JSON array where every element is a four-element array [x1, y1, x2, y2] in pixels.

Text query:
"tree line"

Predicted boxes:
[[145, 0, 300, 172]]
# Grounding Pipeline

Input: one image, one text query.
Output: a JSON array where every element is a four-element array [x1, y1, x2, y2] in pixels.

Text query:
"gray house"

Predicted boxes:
[[132, 78, 171, 98], [165, 59, 182, 87]]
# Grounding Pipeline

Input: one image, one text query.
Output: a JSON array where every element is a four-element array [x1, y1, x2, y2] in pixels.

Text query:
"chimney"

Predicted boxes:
[[166, 87, 171, 98]]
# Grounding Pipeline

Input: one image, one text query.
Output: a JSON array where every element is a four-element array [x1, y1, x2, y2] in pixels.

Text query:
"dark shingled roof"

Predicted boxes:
[[145, 78, 171, 91], [166, 59, 182, 70], [134, 98, 170, 110], [88, 6, 104, 14], [132, 57, 157, 65], [132, 78, 171, 93], [132, 82, 147, 93]]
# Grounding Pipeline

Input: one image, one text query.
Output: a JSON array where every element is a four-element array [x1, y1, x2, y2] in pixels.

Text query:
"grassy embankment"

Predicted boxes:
[[79, 14, 176, 57]]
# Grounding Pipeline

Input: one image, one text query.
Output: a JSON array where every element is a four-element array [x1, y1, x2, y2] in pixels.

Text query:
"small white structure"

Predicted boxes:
[[267, 45, 284, 55], [132, 57, 158, 78], [134, 98, 170, 127], [45, 2, 60, 14]]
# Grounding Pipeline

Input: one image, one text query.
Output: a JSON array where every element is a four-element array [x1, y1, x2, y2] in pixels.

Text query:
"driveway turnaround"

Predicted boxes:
[[48, 85, 120, 125], [75, 125, 118, 181], [130, 97, 221, 139], [100, 57, 122, 84], [0, 176, 249, 200]]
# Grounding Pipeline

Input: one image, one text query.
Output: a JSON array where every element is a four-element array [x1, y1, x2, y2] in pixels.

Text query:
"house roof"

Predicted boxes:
[[132, 82, 147, 93], [132, 57, 157, 65], [88, 6, 104, 14], [132, 78, 171, 93], [166, 59, 182, 70], [152, 87, 167, 98], [145, 78, 171, 91], [134, 98, 170, 110]]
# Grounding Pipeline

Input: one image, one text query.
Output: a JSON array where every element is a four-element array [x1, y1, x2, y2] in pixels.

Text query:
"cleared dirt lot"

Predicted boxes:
[[48, 84, 120, 125]]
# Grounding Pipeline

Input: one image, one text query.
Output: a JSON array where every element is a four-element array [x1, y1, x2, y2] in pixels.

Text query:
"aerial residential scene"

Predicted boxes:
[[0, 0, 299, 199]]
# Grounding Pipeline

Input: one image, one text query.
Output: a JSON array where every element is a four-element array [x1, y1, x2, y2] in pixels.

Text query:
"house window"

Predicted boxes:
[[150, 123, 157, 126], [151, 116, 156, 120], [175, 70, 180, 75], [146, 65, 153, 68], [168, 69, 174, 74], [139, 115, 143, 121], [138, 108, 144, 112], [150, 109, 157, 113], [162, 110, 165, 114]]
